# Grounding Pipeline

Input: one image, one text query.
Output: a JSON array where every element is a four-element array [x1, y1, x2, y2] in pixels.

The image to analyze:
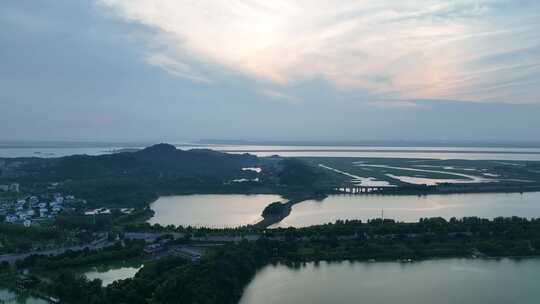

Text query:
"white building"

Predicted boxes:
[[9, 183, 19, 193], [5, 215, 18, 223]]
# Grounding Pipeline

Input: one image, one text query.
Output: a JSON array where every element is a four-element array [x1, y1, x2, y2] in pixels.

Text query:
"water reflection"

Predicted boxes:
[[3, 145, 540, 161], [239, 258, 540, 304], [84, 263, 143, 286], [148, 194, 283, 228], [273, 192, 540, 227]]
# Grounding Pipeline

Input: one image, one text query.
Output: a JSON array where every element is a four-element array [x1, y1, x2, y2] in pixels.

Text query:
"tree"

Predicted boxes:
[[278, 159, 318, 188], [50, 271, 103, 303]]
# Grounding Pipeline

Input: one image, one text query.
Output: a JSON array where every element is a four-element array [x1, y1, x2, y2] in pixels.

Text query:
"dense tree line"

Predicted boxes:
[[3, 144, 264, 208], [278, 158, 319, 188], [16, 240, 144, 270], [40, 241, 270, 304], [0, 223, 68, 253], [265, 216, 540, 239], [8, 217, 540, 303]]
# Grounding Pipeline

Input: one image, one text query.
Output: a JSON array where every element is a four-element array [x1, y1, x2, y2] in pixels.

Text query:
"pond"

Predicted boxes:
[[83, 263, 143, 286], [239, 258, 540, 304], [148, 194, 283, 228]]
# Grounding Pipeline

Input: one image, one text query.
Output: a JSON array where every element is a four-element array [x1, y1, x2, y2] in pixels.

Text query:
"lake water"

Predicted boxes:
[[188, 145, 540, 161], [148, 194, 283, 228], [147, 192, 540, 228], [273, 192, 540, 227], [239, 258, 540, 304], [3, 144, 540, 160], [84, 264, 143, 286], [0, 289, 47, 304], [0, 147, 124, 158]]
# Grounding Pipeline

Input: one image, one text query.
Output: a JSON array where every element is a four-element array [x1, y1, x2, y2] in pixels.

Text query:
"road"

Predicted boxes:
[[0, 232, 264, 264], [0, 237, 112, 265]]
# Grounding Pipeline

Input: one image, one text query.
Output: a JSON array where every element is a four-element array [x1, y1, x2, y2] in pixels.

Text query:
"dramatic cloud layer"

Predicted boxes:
[[101, 0, 540, 103], [1, 0, 540, 141]]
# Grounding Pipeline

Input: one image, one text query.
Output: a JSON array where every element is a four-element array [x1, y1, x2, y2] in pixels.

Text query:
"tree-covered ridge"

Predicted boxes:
[[1, 144, 267, 208], [278, 158, 319, 188], [38, 143, 259, 181]]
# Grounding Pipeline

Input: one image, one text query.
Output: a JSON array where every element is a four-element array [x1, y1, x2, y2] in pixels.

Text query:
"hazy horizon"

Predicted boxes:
[[2, 138, 540, 149]]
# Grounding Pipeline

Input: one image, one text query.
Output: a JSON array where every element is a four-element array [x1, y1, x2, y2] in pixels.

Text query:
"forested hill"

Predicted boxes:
[[46, 143, 258, 180], [1, 144, 262, 207]]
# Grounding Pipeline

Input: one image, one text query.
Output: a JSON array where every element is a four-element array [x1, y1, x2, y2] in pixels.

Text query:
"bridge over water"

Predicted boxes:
[[336, 184, 394, 194]]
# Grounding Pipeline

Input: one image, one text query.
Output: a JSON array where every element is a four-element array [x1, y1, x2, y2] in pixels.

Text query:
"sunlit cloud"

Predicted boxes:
[[145, 53, 210, 83], [259, 88, 301, 104], [100, 0, 540, 104]]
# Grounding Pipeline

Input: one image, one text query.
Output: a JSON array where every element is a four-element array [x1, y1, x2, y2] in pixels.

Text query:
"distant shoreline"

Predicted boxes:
[[3, 139, 540, 149], [220, 148, 540, 155]]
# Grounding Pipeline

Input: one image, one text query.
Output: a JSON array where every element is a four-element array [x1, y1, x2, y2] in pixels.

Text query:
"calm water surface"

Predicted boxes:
[[84, 265, 142, 286], [239, 258, 540, 304], [3, 145, 540, 160], [191, 145, 540, 160], [273, 192, 540, 227], [148, 194, 283, 228], [0, 147, 123, 158], [149, 193, 540, 228]]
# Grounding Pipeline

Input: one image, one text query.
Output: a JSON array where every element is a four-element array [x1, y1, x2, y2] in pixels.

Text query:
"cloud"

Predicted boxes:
[[259, 88, 301, 104], [99, 0, 540, 104], [367, 100, 421, 108], [145, 53, 210, 83]]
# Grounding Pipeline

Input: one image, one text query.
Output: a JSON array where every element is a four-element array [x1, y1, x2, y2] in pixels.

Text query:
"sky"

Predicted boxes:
[[1, 0, 539, 142]]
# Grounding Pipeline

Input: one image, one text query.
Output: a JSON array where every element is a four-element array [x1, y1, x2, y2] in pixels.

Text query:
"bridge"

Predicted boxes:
[[336, 184, 394, 194]]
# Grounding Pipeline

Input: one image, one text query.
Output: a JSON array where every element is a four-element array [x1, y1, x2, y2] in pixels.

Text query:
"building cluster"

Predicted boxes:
[[143, 240, 201, 262], [1, 193, 83, 227]]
